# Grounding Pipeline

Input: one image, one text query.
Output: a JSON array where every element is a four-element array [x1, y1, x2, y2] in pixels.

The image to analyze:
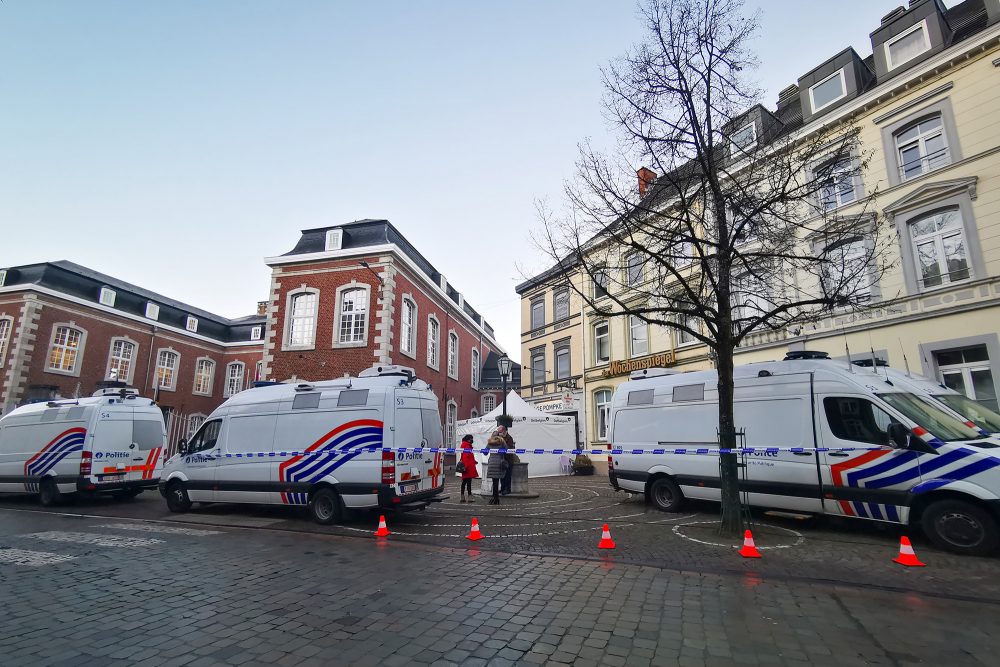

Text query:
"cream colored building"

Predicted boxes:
[[520, 0, 1000, 450]]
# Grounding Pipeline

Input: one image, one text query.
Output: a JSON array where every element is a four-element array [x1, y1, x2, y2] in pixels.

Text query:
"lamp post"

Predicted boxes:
[[497, 353, 512, 425]]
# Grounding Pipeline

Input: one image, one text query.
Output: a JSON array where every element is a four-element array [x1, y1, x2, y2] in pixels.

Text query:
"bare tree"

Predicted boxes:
[[532, 0, 892, 535]]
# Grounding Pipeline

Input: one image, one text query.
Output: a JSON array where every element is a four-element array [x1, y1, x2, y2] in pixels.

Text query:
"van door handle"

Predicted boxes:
[[828, 452, 850, 458], [793, 452, 813, 456]]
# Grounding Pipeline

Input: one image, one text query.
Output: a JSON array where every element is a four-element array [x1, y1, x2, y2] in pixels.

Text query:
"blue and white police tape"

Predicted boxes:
[[217, 445, 885, 459]]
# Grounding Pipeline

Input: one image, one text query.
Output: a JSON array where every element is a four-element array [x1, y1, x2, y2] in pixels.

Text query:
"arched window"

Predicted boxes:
[[287, 291, 318, 347], [470, 409, 479, 419], [338, 288, 368, 344], [427, 316, 440, 369], [446, 401, 458, 448], [400, 298, 417, 356], [0, 316, 12, 367], [193, 358, 215, 395], [106, 338, 137, 383], [155, 349, 179, 391], [895, 114, 949, 181], [471, 348, 480, 389], [482, 394, 496, 414], [224, 362, 245, 397], [909, 207, 970, 289], [47, 325, 86, 374], [447, 332, 459, 379], [595, 389, 613, 441]]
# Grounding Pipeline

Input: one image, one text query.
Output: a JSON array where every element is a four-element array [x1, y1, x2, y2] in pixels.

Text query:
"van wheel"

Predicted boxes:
[[165, 482, 192, 513], [920, 499, 999, 556], [309, 488, 342, 525], [39, 479, 62, 507], [649, 477, 684, 512]]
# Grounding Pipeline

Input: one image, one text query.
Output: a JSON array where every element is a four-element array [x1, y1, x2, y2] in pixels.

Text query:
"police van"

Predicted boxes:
[[159, 365, 447, 524], [608, 354, 1000, 555], [0, 388, 166, 506]]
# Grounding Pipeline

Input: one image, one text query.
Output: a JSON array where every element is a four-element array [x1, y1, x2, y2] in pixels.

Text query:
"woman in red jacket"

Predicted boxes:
[[459, 434, 480, 502]]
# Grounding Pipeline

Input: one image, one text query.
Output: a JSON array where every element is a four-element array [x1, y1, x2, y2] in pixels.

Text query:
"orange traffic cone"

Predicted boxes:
[[738, 530, 762, 558], [598, 524, 616, 549], [466, 517, 484, 541], [892, 536, 926, 567], [374, 515, 390, 537]]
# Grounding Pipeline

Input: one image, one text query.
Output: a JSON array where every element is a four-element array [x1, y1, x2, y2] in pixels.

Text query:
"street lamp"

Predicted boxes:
[[497, 353, 512, 423]]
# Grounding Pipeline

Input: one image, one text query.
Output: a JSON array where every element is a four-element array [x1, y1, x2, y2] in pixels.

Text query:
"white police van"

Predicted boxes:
[[608, 354, 1000, 555], [159, 365, 447, 524], [0, 388, 166, 506]]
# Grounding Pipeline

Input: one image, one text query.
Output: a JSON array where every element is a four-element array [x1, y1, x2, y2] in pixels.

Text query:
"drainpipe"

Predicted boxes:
[[143, 326, 157, 395]]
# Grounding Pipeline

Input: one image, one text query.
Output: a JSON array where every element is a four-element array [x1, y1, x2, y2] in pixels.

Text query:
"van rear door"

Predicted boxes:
[[391, 391, 443, 495], [91, 407, 136, 487], [130, 410, 165, 485]]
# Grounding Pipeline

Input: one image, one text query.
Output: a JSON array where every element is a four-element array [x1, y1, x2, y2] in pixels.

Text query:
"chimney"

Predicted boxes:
[[256, 301, 268, 316], [637, 167, 657, 197], [881, 6, 907, 24], [776, 84, 799, 112]]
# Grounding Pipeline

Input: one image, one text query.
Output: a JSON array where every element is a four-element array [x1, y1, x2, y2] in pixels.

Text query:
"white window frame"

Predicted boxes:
[[446, 400, 458, 448], [105, 337, 138, 384], [447, 331, 459, 380], [255, 360, 264, 382], [555, 345, 571, 380], [595, 389, 613, 441], [0, 269, 6, 287], [729, 122, 756, 155], [192, 357, 216, 396], [808, 69, 847, 113], [675, 313, 699, 347], [46, 324, 87, 377], [530, 298, 545, 331], [894, 115, 949, 182], [224, 361, 245, 398], [909, 208, 972, 291], [250, 326, 262, 341], [625, 252, 644, 286], [0, 316, 14, 367], [593, 268, 609, 300], [334, 283, 371, 347], [155, 348, 180, 392], [817, 158, 859, 211], [530, 349, 545, 393], [594, 321, 610, 365], [185, 316, 198, 333], [629, 315, 648, 358], [427, 315, 440, 370], [553, 289, 570, 321], [482, 394, 496, 414], [325, 228, 343, 251], [145, 302, 160, 320], [885, 20, 931, 71], [400, 297, 417, 358], [99, 287, 117, 307], [471, 347, 480, 389], [284, 288, 319, 350], [187, 414, 207, 439], [821, 237, 874, 303]]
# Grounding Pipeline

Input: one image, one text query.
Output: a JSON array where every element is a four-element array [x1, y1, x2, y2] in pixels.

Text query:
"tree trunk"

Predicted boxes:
[[716, 344, 743, 537]]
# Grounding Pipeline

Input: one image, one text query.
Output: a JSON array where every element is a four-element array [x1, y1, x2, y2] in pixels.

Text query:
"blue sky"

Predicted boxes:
[[0, 1, 933, 361]]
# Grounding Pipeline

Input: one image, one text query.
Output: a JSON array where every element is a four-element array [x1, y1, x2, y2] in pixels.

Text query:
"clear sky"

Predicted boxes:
[[0, 1, 943, 362]]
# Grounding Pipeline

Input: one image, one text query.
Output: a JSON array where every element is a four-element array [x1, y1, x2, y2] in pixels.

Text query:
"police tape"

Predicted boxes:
[[213, 445, 885, 459]]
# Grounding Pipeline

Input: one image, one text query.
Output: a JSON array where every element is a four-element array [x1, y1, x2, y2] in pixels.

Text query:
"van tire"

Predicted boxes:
[[649, 477, 684, 512], [39, 478, 62, 507], [920, 499, 999, 556], [165, 481, 192, 513], [309, 488, 342, 525]]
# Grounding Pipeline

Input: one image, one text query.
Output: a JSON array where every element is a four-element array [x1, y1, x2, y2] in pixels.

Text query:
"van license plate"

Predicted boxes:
[[100, 474, 125, 483], [400, 482, 417, 495]]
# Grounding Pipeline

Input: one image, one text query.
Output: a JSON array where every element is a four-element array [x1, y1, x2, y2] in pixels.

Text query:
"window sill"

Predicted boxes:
[[675, 341, 703, 349], [916, 278, 973, 295], [45, 367, 81, 378], [426, 362, 440, 372], [334, 341, 368, 349], [283, 344, 315, 352], [399, 348, 417, 361], [192, 390, 213, 397]]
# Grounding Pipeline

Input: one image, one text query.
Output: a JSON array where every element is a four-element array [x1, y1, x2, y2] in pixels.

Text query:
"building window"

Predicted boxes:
[[0, 269, 6, 286], [629, 315, 648, 357], [338, 288, 368, 344], [470, 409, 479, 419], [47, 325, 85, 374], [553, 289, 570, 321], [885, 20, 930, 70], [471, 348, 480, 389], [676, 313, 699, 346], [145, 302, 160, 320], [325, 228, 343, 251], [287, 290, 318, 348], [594, 322, 610, 365], [593, 268, 609, 300], [729, 123, 756, 154], [530, 299, 545, 331], [185, 316, 198, 333], [0, 316, 13, 367], [106, 338, 136, 383], [817, 159, 858, 211], [822, 238, 873, 302], [809, 69, 847, 113], [400, 298, 417, 356], [910, 208, 970, 290], [555, 346, 570, 380], [895, 115, 949, 181], [937, 347, 998, 413], [427, 316, 440, 369], [187, 414, 206, 439], [155, 349, 179, 391], [224, 362, 245, 397], [625, 252, 644, 286], [531, 349, 545, 394], [250, 326, 262, 341], [595, 389, 612, 441], [446, 401, 458, 448], [99, 287, 116, 307], [482, 394, 496, 413], [193, 358, 215, 395], [255, 360, 263, 382], [447, 332, 458, 379], [732, 273, 771, 329]]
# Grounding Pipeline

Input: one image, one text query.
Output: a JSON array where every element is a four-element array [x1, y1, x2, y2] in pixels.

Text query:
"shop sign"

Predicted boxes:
[[602, 352, 675, 378]]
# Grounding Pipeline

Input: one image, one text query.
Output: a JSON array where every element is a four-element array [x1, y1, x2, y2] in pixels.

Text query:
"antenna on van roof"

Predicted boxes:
[[899, 338, 912, 377], [845, 342, 854, 373]]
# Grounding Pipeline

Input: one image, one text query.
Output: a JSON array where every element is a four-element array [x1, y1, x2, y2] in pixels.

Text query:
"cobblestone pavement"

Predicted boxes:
[[1, 507, 999, 666], [2, 476, 998, 603]]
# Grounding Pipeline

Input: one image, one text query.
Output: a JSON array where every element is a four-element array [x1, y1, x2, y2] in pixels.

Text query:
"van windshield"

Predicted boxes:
[[877, 393, 982, 442], [932, 393, 1000, 433]]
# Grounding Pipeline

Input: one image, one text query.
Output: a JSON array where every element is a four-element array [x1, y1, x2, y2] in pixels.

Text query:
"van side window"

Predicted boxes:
[[188, 420, 222, 452], [823, 397, 899, 446], [133, 420, 163, 449], [421, 408, 443, 448]]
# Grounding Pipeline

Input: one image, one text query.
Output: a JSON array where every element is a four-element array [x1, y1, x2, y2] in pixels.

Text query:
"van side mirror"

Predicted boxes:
[[886, 423, 910, 448], [178, 438, 188, 455]]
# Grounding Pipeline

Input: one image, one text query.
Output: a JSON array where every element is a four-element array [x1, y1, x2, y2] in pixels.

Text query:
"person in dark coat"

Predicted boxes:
[[486, 435, 506, 505], [494, 425, 516, 495], [459, 434, 479, 503]]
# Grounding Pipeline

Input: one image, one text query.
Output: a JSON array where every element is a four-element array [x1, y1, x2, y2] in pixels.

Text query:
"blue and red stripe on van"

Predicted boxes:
[[22, 428, 87, 491], [278, 419, 384, 505]]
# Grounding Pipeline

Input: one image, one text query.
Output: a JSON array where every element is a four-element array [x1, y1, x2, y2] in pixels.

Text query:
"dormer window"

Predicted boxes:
[[145, 302, 160, 320], [0, 270, 7, 287], [809, 70, 847, 113], [98, 287, 116, 307], [250, 326, 262, 341], [885, 20, 930, 71], [325, 228, 343, 251], [186, 316, 199, 333], [729, 123, 756, 154]]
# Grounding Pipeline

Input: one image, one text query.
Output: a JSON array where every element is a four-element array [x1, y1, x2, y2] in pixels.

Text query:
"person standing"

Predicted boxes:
[[494, 425, 516, 495], [458, 434, 479, 503], [486, 434, 506, 505]]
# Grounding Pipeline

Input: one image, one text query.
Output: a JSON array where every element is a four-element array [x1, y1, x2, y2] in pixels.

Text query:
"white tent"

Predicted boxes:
[[455, 391, 577, 477]]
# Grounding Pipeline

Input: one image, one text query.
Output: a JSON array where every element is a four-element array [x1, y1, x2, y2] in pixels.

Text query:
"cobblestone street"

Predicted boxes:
[[2, 477, 1000, 665]]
